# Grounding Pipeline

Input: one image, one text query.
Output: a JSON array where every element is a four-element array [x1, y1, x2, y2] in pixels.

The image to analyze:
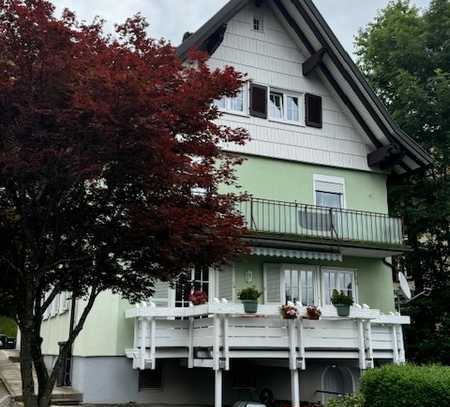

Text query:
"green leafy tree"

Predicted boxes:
[[356, 0, 450, 364]]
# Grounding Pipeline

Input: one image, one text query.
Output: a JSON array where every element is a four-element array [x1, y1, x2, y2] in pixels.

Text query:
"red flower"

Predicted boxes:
[[188, 290, 208, 305]]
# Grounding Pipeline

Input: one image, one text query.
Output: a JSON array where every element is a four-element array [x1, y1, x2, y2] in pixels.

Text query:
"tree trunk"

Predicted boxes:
[[19, 325, 38, 407], [35, 287, 99, 407], [31, 335, 50, 406]]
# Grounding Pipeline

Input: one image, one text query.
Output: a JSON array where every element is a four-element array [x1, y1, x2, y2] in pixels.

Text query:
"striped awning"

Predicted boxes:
[[250, 247, 343, 262]]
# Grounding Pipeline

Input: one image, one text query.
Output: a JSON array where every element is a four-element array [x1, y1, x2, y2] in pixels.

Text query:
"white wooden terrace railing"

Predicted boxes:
[[125, 301, 408, 372]]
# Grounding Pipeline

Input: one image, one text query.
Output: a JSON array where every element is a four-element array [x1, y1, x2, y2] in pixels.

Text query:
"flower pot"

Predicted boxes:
[[335, 304, 351, 317], [242, 300, 258, 314]]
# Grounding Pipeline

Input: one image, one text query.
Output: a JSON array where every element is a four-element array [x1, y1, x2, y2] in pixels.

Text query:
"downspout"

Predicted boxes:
[[66, 291, 77, 386]]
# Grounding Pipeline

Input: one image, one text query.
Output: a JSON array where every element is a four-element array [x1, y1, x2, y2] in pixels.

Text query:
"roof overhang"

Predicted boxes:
[[176, 0, 434, 175]]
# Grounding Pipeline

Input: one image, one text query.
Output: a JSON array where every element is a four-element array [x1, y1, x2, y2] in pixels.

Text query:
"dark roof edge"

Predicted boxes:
[[302, 0, 433, 167], [176, 0, 251, 59]]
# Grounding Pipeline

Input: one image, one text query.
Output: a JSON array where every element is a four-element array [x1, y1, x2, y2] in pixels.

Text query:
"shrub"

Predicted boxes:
[[238, 286, 262, 301], [327, 394, 364, 407], [331, 289, 354, 306], [361, 364, 450, 407]]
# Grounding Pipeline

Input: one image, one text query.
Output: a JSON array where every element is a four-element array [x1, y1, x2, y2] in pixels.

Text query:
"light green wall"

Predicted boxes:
[[41, 292, 130, 357], [233, 255, 395, 313], [225, 155, 389, 214], [40, 157, 393, 357]]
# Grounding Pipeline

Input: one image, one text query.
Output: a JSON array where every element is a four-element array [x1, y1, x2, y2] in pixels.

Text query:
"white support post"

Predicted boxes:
[[150, 318, 156, 370], [358, 320, 367, 370], [188, 317, 194, 369], [365, 321, 374, 369], [297, 318, 306, 370], [397, 325, 405, 363], [392, 325, 399, 364], [223, 316, 230, 371], [288, 319, 297, 370], [139, 317, 148, 370], [133, 317, 139, 349], [215, 369, 223, 407], [290, 369, 300, 407]]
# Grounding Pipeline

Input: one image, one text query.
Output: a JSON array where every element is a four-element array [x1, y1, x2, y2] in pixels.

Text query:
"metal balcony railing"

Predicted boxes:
[[238, 198, 404, 246]]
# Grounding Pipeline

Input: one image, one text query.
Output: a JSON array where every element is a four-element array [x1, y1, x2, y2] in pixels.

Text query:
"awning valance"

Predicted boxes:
[[250, 247, 342, 262]]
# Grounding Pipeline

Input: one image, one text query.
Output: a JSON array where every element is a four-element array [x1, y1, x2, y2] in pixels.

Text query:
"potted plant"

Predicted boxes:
[[305, 305, 322, 320], [280, 304, 300, 320], [331, 289, 354, 317], [238, 286, 262, 314], [188, 290, 208, 306]]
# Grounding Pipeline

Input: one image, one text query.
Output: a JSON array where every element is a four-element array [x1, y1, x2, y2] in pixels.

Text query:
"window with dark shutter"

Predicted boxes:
[[305, 93, 323, 128], [250, 84, 268, 119]]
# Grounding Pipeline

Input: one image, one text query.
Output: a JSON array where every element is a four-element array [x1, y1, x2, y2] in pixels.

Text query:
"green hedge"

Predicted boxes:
[[361, 364, 450, 407], [0, 316, 17, 337], [327, 394, 364, 407]]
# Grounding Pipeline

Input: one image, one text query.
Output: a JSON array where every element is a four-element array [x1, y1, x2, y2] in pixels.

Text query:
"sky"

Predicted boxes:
[[52, 0, 432, 57]]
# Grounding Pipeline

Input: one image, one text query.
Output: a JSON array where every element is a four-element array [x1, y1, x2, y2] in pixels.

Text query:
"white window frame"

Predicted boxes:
[[320, 267, 358, 306], [282, 264, 319, 306], [174, 267, 215, 308], [313, 174, 346, 209], [268, 87, 304, 126], [252, 15, 264, 33], [215, 83, 249, 117]]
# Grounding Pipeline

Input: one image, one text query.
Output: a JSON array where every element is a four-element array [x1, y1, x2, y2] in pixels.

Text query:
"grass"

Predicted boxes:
[[0, 316, 17, 337]]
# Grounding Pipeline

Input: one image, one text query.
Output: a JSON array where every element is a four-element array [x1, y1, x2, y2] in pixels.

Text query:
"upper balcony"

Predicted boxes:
[[238, 198, 406, 256]]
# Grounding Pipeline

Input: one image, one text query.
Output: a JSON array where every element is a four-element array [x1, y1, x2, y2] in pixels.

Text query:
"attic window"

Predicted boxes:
[[253, 15, 264, 32]]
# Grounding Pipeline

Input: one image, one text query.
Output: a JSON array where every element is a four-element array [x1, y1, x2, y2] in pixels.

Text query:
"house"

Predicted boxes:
[[39, 0, 432, 406]]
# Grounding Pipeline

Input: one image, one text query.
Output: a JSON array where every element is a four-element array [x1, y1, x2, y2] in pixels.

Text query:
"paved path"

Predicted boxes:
[[0, 350, 82, 404]]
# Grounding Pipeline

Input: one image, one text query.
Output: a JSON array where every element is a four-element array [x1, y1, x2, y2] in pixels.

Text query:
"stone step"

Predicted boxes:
[[0, 351, 82, 406]]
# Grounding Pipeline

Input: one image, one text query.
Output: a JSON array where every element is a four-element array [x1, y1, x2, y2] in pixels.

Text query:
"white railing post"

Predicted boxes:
[[358, 320, 367, 370], [288, 319, 297, 370], [213, 314, 221, 371], [139, 316, 148, 370], [188, 317, 194, 369], [392, 325, 399, 364], [297, 318, 306, 370], [150, 317, 156, 370], [365, 321, 374, 368], [397, 325, 406, 363], [223, 315, 230, 371]]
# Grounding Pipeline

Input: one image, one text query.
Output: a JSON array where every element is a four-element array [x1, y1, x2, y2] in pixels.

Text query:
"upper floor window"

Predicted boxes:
[[314, 175, 345, 209], [215, 86, 247, 115], [248, 84, 322, 128], [253, 15, 264, 32], [269, 89, 302, 124]]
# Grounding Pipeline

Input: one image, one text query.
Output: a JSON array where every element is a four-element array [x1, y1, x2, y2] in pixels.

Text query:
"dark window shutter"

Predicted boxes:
[[305, 93, 323, 128], [250, 84, 268, 119]]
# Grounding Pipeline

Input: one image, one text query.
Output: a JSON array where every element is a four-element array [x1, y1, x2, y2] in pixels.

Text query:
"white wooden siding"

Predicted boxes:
[[208, 1, 374, 172]]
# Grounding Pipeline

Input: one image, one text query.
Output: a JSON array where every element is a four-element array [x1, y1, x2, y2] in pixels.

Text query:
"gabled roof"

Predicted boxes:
[[177, 0, 433, 174]]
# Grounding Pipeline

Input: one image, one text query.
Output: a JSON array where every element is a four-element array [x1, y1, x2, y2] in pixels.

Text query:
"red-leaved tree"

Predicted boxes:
[[0, 1, 249, 406]]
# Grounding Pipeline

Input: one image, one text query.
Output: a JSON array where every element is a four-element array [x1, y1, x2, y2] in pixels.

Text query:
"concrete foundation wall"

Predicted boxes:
[[59, 356, 360, 405]]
